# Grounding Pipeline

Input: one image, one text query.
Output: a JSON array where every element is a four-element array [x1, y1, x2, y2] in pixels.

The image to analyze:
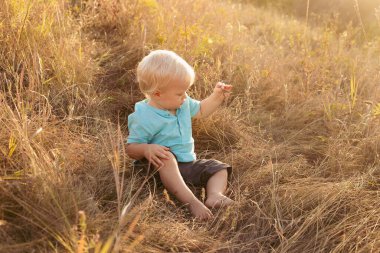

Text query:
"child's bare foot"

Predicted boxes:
[[205, 193, 234, 209], [188, 199, 213, 220]]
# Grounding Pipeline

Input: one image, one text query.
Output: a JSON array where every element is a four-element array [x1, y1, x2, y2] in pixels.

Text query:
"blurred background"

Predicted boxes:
[[244, 0, 380, 38]]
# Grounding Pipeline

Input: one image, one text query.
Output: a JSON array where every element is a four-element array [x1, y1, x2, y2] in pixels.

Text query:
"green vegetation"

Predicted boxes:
[[1, 0, 379, 252]]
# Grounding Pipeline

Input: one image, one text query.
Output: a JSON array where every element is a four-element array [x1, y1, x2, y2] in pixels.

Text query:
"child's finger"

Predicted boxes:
[[223, 92, 231, 98], [153, 157, 163, 168], [149, 158, 159, 168], [161, 147, 170, 153], [202, 212, 213, 221], [222, 85, 232, 91], [159, 152, 170, 159]]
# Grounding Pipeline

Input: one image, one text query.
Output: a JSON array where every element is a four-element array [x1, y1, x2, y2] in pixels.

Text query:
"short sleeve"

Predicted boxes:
[[126, 113, 153, 144], [187, 95, 201, 117]]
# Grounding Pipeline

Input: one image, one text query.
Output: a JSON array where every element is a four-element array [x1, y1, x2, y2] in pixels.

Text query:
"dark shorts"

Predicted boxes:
[[133, 158, 232, 187]]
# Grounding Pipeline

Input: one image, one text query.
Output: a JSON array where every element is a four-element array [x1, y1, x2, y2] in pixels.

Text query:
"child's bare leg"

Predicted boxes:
[[205, 169, 234, 208], [157, 153, 213, 220]]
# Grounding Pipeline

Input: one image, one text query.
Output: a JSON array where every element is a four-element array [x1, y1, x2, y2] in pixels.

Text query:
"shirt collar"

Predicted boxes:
[[138, 99, 181, 117]]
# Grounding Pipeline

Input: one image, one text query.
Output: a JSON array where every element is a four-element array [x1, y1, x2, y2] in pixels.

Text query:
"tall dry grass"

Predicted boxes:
[[1, 0, 379, 252]]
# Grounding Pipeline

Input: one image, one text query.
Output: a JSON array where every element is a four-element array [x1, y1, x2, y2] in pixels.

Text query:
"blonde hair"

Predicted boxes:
[[136, 50, 195, 97]]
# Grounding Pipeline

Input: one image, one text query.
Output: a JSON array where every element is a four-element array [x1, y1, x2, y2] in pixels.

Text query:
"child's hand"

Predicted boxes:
[[213, 82, 233, 100], [144, 144, 171, 168]]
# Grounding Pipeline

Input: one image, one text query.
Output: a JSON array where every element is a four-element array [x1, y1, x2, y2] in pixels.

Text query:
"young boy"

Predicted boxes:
[[126, 50, 233, 220]]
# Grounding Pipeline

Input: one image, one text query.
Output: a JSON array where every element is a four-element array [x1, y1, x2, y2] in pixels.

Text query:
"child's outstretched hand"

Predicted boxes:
[[214, 82, 233, 100], [144, 144, 171, 168]]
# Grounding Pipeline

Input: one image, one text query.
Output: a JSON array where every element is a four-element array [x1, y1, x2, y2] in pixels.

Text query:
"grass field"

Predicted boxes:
[[1, 0, 379, 252]]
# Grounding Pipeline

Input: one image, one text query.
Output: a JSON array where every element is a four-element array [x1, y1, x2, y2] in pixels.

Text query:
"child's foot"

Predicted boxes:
[[205, 193, 234, 209], [188, 199, 213, 220]]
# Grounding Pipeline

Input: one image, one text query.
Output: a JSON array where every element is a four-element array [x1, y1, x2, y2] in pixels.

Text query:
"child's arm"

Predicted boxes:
[[126, 143, 171, 168], [193, 82, 232, 119]]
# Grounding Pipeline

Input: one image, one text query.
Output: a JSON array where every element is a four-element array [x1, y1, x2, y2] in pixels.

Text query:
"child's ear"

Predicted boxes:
[[153, 91, 161, 97]]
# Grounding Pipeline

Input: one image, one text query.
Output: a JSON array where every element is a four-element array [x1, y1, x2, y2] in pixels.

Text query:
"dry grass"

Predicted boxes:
[[1, 0, 379, 252]]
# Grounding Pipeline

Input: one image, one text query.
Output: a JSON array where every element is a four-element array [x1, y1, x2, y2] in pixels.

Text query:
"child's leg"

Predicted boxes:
[[205, 169, 234, 208], [158, 153, 213, 220]]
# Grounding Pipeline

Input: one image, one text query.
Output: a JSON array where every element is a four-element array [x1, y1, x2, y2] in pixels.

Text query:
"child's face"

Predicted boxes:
[[153, 78, 191, 111]]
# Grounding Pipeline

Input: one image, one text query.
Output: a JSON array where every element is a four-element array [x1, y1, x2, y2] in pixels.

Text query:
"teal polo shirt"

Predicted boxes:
[[126, 95, 201, 162]]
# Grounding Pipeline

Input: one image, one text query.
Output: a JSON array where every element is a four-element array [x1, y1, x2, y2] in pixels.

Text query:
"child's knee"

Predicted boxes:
[[208, 168, 229, 182], [216, 168, 228, 176], [158, 152, 177, 170]]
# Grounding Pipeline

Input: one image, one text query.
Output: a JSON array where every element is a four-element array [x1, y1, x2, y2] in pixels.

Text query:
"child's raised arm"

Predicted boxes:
[[193, 82, 232, 119]]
